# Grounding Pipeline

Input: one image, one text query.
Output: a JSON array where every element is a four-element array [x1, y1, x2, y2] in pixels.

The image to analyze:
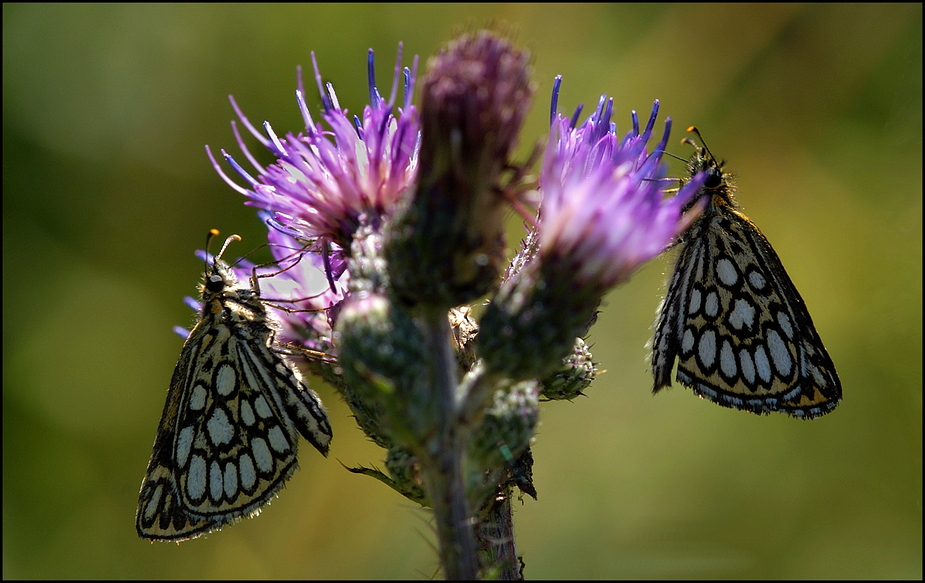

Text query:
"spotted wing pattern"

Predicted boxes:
[[137, 238, 332, 541], [651, 130, 841, 419]]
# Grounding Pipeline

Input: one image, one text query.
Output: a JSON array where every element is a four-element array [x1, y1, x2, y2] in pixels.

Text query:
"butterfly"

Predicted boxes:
[[136, 231, 333, 541], [651, 127, 841, 419]]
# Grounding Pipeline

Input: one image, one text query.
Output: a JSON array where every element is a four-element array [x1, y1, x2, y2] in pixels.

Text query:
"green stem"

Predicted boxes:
[[419, 310, 479, 579]]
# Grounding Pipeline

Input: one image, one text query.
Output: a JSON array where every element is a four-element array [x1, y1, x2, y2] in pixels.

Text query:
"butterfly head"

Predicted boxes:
[[199, 230, 250, 312], [682, 126, 737, 210]]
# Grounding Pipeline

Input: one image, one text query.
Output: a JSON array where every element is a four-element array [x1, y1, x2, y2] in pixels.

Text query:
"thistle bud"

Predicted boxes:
[[335, 291, 437, 448], [386, 31, 535, 308], [540, 336, 597, 401], [467, 381, 540, 487]]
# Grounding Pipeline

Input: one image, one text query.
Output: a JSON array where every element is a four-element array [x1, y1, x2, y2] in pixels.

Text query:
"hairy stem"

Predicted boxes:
[[478, 490, 522, 580], [418, 310, 479, 579]]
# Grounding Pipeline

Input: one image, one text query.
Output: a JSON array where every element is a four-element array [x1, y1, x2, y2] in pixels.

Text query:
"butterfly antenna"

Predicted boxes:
[[215, 232, 242, 266], [686, 126, 718, 161], [204, 229, 220, 274]]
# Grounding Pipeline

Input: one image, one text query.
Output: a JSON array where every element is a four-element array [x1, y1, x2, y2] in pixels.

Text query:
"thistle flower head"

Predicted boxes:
[[538, 77, 708, 290], [208, 45, 422, 265], [478, 80, 708, 380]]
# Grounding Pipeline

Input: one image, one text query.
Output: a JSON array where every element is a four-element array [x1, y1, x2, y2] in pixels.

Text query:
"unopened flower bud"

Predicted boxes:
[[540, 336, 597, 401], [386, 31, 535, 308], [335, 291, 436, 448], [468, 381, 539, 477]]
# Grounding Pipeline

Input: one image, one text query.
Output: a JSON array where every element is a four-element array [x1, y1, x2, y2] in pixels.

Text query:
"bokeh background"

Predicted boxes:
[[4, 4, 921, 579]]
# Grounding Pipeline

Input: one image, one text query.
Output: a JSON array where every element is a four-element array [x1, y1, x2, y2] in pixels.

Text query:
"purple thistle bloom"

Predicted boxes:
[[538, 77, 708, 289], [477, 79, 708, 380], [207, 45, 422, 265]]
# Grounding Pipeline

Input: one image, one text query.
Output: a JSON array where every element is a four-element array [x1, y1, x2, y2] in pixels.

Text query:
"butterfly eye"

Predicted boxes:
[[703, 167, 723, 189], [205, 274, 225, 293]]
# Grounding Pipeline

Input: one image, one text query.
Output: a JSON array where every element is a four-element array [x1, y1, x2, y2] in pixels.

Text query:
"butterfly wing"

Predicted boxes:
[[137, 278, 332, 541], [653, 206, 841, 419]]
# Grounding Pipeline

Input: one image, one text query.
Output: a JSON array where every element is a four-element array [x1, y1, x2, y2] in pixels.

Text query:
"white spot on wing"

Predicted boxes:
[[811, 365, 827, 386], [224, 462, 239, 498], [207, 408, 234, 446], [754, 346, 771, 383], [251, 437, 273, 473], [720, 339, 737, 378], [253, 395, 273, 419], [215, 363, 237, 396], [682, 329, 695, 352], [144, 484, 163, 520], [716, 258, 738, 286], [189, 384, 207, 411], [239, 454, 257, 490], [728, 298, 756, 330], [176, 426, 194, 467], [777, 311, 794, 340], [267, 425, 290, 454], [748, 270, 767, 290], [739, 348, 756, 384], [767, 329, 793, 376], [210, 460, 223, 501], [241, 399, 256, 426], [698, 329, 717, 368], [688, 288, 701, 315], [704, 291, 719, 317], [187, 455, 206, 501]]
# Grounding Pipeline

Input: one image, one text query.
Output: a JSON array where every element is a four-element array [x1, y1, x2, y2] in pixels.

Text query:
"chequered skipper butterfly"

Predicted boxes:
[[136, 231, 332, 541], [651, 128, 841, 419]]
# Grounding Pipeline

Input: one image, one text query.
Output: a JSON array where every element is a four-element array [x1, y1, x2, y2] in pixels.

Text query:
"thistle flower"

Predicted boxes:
[[538, 80, 707, 289], [479, 79, 708, 380], [232, 219, 344, 357], [208, 45, 422, 269], [192, 33, 711, 579]]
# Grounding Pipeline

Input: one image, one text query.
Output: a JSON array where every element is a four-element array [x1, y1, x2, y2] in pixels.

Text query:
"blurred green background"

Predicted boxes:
[[3, 3, 921, 579]]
